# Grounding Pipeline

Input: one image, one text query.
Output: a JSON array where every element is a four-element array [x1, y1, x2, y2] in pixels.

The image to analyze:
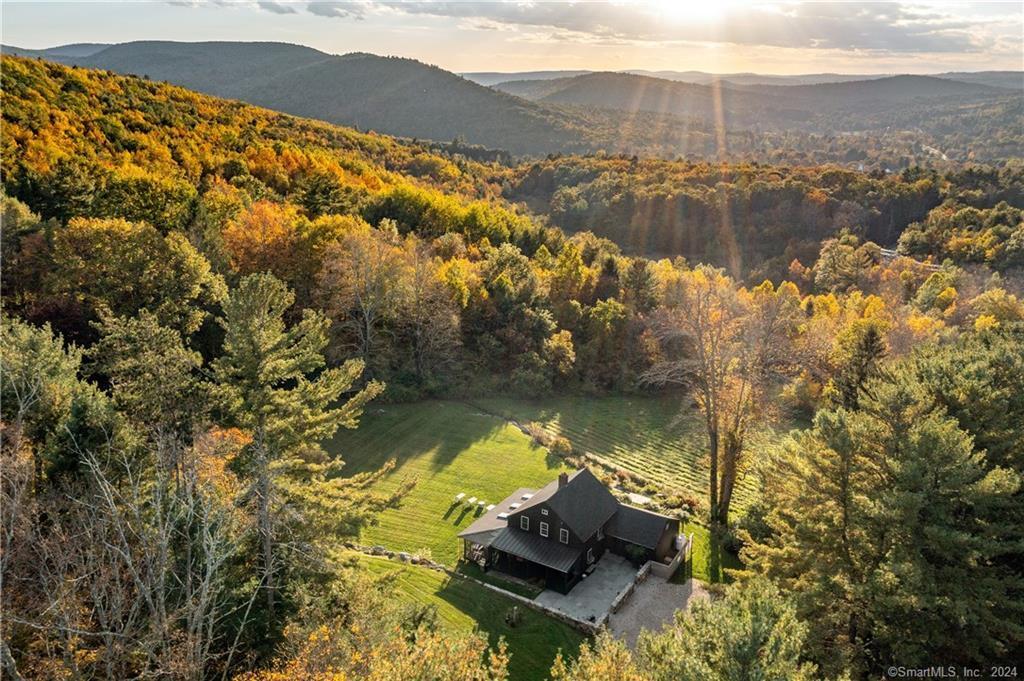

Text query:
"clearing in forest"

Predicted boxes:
[[328, 400, 572, 565]]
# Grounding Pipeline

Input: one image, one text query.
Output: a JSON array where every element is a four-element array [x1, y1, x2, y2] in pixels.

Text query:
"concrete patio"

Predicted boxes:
[[534, 553, 637, 623]]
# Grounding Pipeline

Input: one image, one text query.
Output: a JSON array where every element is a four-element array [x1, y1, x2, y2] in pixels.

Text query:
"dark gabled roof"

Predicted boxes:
[[513, 468, 619, 540], [606, 504, 677, 550], [489, 527, 581, 573], [457, 488, 535, 542]]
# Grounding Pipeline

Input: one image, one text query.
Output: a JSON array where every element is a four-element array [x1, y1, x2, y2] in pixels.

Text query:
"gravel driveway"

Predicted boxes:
[[607, 577, 710, 648]]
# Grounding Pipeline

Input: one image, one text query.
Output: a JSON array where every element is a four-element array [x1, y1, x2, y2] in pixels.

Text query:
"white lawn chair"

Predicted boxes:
[[467, 496, 477, 506], [454, 492, 466, 502]]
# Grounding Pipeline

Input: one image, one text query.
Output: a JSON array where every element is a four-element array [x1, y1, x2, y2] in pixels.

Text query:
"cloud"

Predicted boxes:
[[257, 1, 297, 14], [170, 0, 296, 10], [168, 0, 1021, 58], [305, 1, 1014, 55], [307, 1, 371, 19]]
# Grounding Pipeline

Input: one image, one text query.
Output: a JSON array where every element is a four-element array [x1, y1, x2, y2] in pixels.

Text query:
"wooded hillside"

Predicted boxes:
[[3, 55, 1023, 681]]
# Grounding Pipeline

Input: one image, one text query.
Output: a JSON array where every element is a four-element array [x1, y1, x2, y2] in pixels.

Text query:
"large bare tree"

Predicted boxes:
[[646, 266, 799, 524]]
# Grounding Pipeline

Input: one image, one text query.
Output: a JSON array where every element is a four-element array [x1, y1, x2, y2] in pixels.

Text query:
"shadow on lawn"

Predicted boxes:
[[709, 536, 723, 583], [444, 501, 486, 526], [433, 575, 582, 681], [452, 505, 476, 525], [327, 401, 512, 475]]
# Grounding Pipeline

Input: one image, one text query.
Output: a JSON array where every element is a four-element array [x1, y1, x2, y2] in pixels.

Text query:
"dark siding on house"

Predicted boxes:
[[465, 470, 681, 594], [512, 501, 589, 547]]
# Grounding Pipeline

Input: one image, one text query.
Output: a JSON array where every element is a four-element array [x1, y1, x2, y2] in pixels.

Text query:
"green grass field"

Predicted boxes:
[[679, 523, 744, 584], [471, 394, 784, 513], [328, 400, 572, 565], [357, 553, 585, 680]]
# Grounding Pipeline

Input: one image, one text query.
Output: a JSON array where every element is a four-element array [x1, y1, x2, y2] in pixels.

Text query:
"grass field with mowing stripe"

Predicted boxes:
[[328, 400, 572, 566], [471, 394, 786, 513], [356, 553, 585, 681]]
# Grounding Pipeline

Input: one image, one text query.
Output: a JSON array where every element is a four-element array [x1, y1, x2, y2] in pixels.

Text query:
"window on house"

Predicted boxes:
[[559, 528, 569, 544], [540, 522, 549, 537], [587, 548, 594, 564], [520, 516, 529, 531], [541, 508, 548, 516]]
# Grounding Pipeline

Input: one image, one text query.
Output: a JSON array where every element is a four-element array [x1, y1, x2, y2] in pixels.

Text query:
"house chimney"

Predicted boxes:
[[558, 472, 569, 488]]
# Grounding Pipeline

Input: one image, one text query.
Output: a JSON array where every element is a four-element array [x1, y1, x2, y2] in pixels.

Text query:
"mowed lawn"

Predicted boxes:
[[357, 553, 585, 681], [472, 395, 786, 513], [679, 523, 744, 584], [328, 400, 572, 565]]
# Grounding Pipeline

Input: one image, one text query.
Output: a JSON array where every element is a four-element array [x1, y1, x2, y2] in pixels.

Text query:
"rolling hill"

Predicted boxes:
[[496, 71, 807, 128], [7, 41, 1021, 162], [473, 67, 1022, 89], [493, 70, 1021, 161], [460, 69, 592, 86], [922, 70, 1023, 90], [14, 40, 602, 156], [2, 42, 111, 59], [497, 71, 1009, 122], [737, 74, 1007, 106]]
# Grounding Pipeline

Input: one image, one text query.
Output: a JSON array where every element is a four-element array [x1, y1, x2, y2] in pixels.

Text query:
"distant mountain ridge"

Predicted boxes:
[[470, 67, 1021, 90], [497, 72, 797, 128], [460, 70, 592, 86], [494, 71, 1007, 129], [3, 42, 111, 58], [9, 43, 1018, 91], [14, 40, 602, 156], [5, 41, 1020, 162]]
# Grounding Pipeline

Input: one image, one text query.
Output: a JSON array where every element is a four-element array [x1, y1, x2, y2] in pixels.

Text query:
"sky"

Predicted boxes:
[[3, 1, 1022, 75]]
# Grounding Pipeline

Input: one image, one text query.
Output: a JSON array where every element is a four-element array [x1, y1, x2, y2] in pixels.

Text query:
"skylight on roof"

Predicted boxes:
[[520, 493, 533, 500], [509, 502, 521, 509], [497, 512, 509, 520]]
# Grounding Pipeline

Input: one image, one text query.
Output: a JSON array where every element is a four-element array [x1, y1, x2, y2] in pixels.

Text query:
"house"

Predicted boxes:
[[458, 468, 680, 594]]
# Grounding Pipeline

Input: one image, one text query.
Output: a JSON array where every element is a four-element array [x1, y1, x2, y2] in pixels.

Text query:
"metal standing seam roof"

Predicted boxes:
[[488, 526, 581, 573]]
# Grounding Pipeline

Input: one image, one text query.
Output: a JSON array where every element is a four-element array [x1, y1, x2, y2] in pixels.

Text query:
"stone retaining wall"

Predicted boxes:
[[346, 538, 695, 635], [344, 542, 605, 635], [610, 560, 652, 614]]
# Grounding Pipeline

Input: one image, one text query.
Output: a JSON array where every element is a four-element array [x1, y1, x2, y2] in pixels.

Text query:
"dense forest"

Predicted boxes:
[[2, 55, 1023, 680], [504, 156, 1024, 281]]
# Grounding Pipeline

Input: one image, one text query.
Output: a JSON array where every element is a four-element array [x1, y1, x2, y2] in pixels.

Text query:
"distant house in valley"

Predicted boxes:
[[458, 468, 680, 594]]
